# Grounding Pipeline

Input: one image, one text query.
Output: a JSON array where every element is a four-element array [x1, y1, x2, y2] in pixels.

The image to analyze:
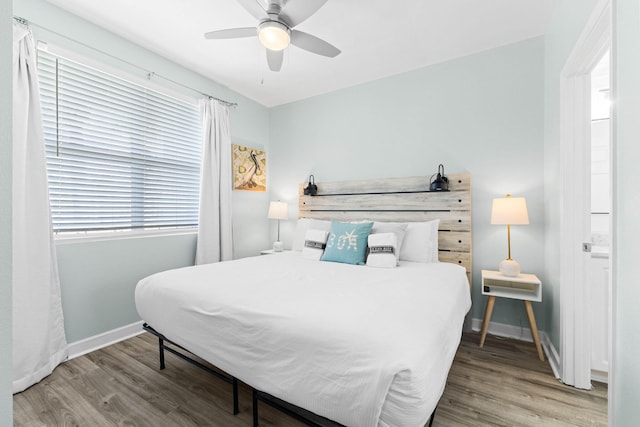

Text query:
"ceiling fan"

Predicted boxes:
[[204, 0, 341, 72]]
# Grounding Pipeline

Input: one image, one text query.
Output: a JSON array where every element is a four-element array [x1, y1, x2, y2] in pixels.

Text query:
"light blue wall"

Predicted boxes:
[[56, 234, 197, 341], [14, 0, 272, 343], [614, 0, 640, 423], [270, 38, 546, 329], [1, 0, 13, 423], [542, 0, 600, 353]]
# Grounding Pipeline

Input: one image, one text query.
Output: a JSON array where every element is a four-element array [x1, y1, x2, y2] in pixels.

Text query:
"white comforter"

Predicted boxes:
[[135, 252, 471, 427]]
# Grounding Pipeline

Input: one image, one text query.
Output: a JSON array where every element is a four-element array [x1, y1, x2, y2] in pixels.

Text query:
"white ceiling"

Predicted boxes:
[[46, 0, 556, 107]]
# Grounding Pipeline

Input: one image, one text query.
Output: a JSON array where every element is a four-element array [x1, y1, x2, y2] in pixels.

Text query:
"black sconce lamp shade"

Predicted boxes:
[[430, 164, 449, 191], [303, 175, 318, 196]]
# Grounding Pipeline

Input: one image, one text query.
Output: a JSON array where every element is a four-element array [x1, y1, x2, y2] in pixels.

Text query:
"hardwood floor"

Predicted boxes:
[[13, 332, 607, 426], [438, 334, 607, 426]]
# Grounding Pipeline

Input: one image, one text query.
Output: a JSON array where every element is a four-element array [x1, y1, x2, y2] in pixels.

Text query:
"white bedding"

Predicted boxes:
[[135, 252, 471, 427]]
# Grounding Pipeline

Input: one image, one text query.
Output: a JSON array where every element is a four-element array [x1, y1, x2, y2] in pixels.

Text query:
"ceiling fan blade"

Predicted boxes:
[[279, 0, 328, 27], [290, 30, 340, 57], [204, 27, 257, 40], [266, 49, 284, 71], [236, 0, 268, 20]]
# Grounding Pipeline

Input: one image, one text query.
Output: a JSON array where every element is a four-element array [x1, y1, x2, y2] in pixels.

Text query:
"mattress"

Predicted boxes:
[[135, 252, 471, 427]]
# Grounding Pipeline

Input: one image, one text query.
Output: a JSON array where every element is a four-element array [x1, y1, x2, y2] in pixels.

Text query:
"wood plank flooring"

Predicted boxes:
[[13, 332, 607, 426]]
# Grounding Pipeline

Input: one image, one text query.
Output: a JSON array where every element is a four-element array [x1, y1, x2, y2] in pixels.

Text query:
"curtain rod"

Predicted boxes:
[[13, 16, 238, 108]]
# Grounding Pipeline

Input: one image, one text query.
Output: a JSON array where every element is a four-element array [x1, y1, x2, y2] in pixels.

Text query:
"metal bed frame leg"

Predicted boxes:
[[252, 388, 259, 427], [146, 324, 239, 416], [158, 338, 165, 370], [232, 377, 239, 415], [428, 405, 437, 427]]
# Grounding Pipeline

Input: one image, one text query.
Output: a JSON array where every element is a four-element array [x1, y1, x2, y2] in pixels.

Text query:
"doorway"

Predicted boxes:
[[558, 0, 611, 393]]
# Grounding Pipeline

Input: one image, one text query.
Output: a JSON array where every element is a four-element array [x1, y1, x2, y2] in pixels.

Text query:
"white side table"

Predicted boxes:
[[260, 249, 288, 255], [479, 269, 544, 361]]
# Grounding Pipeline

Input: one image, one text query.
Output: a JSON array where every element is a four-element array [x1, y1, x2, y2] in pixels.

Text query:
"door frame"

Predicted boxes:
[[559, 0, 611, 391]]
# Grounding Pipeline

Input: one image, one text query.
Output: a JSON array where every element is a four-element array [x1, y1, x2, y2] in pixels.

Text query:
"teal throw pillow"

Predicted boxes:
[[321, 221, 373, 265]]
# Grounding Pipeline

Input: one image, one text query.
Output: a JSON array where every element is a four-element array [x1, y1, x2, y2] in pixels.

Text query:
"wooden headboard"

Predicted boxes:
[[298, 173, 472, 287]]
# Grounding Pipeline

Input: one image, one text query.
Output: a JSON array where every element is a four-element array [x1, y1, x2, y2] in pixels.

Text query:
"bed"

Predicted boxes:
[[135, 173, 473, 426]]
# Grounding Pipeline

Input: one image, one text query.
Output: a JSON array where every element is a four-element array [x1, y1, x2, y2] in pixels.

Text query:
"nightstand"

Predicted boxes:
[[260, 249, 288, 255], [479, 270, 544, 361]]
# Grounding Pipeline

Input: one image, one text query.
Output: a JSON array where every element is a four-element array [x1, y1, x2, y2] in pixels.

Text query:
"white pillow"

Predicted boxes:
[[366, 232, 398, 268], [371, 221, 408, 262], [301, 229, 329, 261], [292, 218, 332, 251], [399, 220, 440, 263]]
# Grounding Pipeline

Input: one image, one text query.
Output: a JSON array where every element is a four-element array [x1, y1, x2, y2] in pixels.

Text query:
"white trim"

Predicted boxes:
[[558, 0, 611, 391], [591, 369, 609, 384], [471, 317, 535, 342], [541, 332, 561, 380], [471, 318, 558, 376], [66, 321, 145, 360], [54, 227, 198, 245]]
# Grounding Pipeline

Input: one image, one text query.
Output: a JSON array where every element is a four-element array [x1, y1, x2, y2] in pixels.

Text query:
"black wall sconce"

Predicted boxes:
[[303, 175, 318, 195], [429, 164, 449, 191]]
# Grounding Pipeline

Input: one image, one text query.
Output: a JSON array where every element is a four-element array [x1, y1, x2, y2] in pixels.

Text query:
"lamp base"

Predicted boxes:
[[273, 241, 284, 252], [499, 259, 521, 277]]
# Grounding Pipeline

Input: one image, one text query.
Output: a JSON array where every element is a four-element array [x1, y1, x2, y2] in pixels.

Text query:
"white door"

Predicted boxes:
[[589, 52, 611, 382]]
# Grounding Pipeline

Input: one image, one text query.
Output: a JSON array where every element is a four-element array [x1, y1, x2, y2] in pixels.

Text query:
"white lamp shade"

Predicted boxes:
[[491, 195, 529, 225], [258, 21, 290, 51], [267, 201, 288, 220]]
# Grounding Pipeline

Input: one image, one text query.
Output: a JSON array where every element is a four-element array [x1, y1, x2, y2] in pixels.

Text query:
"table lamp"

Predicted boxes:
[[491, 194, 529, 276], [267, 201, 288, 252]]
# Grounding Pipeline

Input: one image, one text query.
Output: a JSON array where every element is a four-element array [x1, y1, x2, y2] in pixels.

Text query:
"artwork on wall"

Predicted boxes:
[[232, 144, 266, 191]]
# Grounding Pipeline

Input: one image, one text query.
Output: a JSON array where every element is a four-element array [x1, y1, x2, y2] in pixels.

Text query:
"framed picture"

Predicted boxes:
[[232, 144, 266, 191]]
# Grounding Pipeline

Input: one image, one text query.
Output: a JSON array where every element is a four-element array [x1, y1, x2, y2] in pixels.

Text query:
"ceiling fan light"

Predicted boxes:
[[258, 21, 290, 51]]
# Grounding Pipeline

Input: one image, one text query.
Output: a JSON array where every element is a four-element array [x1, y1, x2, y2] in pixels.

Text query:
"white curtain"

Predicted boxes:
[[12, 22, 67, 393], [195, 99, 233, 264]]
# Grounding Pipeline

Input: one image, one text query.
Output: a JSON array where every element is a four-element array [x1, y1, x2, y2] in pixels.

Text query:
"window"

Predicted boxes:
[[37, 49, 202, 234]]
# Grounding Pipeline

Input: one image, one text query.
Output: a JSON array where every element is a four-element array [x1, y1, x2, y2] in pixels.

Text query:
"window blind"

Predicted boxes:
[[37, 49, 202, 233]]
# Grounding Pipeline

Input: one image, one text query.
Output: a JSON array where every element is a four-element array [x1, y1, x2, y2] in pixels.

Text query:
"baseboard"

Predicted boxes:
[[471, 317, 560, 378], [540, 331, 561, 379], [66, 320, 145, 360], [591, 369, 609, 384], [471, 317, 535, 342]]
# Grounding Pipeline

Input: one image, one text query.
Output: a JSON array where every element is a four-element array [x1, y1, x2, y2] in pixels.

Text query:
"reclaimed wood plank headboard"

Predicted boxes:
[[298, 173, 473, 287]]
